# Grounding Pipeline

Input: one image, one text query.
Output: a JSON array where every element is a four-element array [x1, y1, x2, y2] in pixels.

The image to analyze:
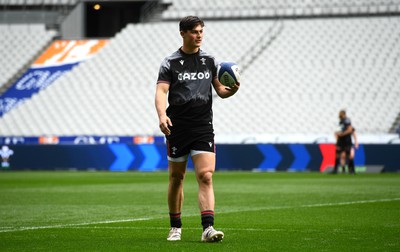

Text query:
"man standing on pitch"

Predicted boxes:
[[334, 110, 356, 174], [155, 16, 239, 242]]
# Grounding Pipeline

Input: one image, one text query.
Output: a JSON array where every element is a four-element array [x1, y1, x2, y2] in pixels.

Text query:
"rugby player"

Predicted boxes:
[[155, 16, 239, 242], [333, 110, 356, 174], [339, 129, 358, 173]]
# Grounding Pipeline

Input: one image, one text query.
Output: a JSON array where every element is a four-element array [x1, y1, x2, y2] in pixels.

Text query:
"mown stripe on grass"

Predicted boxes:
[[1, 198, 399, 233]]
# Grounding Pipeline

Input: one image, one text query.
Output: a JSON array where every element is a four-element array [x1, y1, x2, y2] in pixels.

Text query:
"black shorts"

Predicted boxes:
[[336, 145, 352, 155], [166, 125, 215, 162]]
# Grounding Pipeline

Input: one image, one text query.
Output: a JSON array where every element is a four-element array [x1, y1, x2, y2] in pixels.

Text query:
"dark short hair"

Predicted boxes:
[[179, 16, 204, 32]]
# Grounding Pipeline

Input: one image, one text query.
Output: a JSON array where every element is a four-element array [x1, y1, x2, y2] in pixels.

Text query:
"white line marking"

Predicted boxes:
[[300, 198, 400, 208], [0, 218, 151, 233], [1, 198, 399, 233]]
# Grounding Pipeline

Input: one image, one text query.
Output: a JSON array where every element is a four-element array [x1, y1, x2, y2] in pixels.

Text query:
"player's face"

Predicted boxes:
[[182, 25, 203, 50]]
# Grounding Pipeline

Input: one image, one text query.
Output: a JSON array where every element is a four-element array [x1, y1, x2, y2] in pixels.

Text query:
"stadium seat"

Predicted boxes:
[[0, 24, 56, 90]]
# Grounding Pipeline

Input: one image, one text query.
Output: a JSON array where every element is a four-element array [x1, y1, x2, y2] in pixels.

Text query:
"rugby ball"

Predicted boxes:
[[217, 62, 240, 87]]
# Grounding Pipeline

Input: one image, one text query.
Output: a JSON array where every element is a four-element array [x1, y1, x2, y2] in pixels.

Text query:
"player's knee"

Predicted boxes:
[[170, 170, 185, 185], [197, 170, 213, 186]]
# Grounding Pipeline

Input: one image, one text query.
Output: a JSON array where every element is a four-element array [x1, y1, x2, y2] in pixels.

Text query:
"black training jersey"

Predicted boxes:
[[337, 117, 352, 146], [157, 48, 218, 127]]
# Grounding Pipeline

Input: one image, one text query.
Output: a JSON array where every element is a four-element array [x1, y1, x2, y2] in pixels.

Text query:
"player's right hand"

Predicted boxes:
[[159, 115, 172, 136]]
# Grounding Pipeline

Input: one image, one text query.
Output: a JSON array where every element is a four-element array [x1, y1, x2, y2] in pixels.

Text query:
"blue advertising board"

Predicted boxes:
[[1, 143, 399, 172]]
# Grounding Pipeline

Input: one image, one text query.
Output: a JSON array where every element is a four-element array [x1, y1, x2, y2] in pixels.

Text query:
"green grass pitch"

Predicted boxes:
[[0, 171, 399, 251]]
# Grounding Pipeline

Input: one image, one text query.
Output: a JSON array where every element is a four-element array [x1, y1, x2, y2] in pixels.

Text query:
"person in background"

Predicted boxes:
[[333, 110, 356, 174], [339, 129, 358, 173]]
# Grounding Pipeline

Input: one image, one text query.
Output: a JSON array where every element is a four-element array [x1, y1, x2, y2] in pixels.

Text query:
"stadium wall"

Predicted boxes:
[[1, 143, 399, 172]]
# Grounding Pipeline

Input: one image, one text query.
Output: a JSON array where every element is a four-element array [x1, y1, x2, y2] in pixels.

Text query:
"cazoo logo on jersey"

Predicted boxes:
[[178, 71, 211, 81]]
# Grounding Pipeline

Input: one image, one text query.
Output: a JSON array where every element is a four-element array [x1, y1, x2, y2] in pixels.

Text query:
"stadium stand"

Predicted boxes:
[[0, 20, 274, 136], [161, 0, 400, 19], [0, 15, 399, 137], [236, 17, 400, 135], [0, 0, 399, 140], [0, 23, 56, 92]]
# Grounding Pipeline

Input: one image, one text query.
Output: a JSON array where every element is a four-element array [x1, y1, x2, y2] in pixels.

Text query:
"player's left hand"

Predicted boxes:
[[225, 82, 240, 93]]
